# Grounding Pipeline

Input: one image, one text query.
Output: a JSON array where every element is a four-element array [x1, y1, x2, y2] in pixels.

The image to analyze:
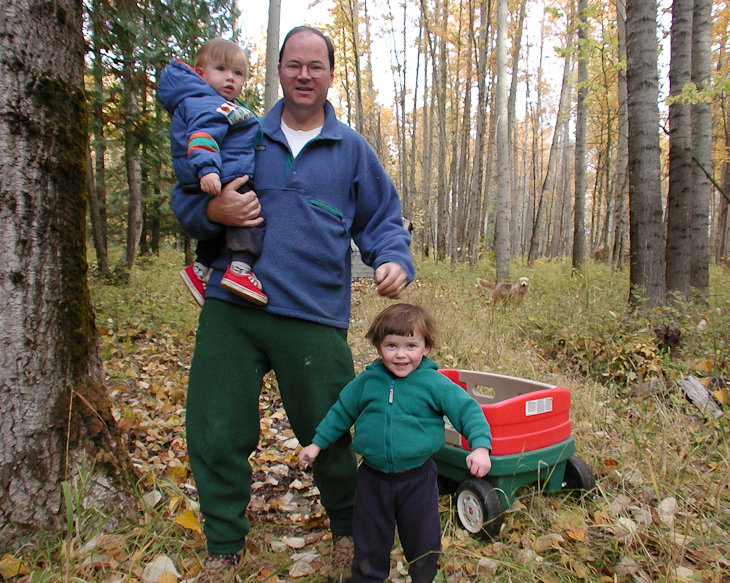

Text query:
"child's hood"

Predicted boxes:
[[157, 59, 218, 113]]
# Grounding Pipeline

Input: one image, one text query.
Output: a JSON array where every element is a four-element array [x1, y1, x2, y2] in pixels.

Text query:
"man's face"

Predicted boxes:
[[278, 31, 333, 117]]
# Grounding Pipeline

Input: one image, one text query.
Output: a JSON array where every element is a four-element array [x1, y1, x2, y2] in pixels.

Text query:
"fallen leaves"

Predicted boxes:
[[175, 509, 202, 533], [0, 555, 29, 578], [142, 555, 180, 583]]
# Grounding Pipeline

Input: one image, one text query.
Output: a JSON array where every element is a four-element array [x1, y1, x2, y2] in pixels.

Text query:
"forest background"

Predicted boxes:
[[1, 0, 730, 581], [80, 0, 730, 306]]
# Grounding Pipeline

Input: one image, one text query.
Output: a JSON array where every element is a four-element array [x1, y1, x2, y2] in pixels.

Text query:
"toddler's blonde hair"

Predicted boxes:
[[196, 38, 248, 77]]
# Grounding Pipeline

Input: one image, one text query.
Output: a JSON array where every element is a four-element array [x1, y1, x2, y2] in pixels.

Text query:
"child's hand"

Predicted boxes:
[[298, 444, 322, 467], [466, 447, 492, 478], [200, 173, 221, 195]]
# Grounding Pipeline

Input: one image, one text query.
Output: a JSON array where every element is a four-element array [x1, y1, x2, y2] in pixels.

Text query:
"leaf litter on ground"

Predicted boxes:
[[12, 254, 729, 583]]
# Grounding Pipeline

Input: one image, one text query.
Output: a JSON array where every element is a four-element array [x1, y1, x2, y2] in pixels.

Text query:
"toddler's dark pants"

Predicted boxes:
[[194, 220, 266, 268], [194, 182, 266, 268], [352, 459, 441, 583]]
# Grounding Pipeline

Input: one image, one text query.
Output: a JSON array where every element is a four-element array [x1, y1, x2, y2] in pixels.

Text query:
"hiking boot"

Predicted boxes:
[[326, 535, 354, 583], [179, 263, 210, 307], [221, 266, 268, 305], [197, 552, 242, 583]]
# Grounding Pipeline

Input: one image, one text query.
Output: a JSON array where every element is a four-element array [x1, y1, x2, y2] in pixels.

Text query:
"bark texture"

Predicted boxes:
[[665, 0, 693, 298], [625, 0, 667, 306], [0, 0, 137, 550]]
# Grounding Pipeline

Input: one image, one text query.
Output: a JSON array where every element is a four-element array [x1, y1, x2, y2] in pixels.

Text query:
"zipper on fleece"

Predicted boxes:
[[384, 379, 396, 472]]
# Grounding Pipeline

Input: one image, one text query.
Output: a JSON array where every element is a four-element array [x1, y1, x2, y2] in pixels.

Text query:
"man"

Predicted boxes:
[[171, 26, 415, 583]]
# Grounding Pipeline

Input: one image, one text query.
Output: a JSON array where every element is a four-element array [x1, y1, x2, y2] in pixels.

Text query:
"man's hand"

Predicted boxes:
[[206, 175, 263, 227], [374, 262, 408, 298], [200, 173, 221, 195]]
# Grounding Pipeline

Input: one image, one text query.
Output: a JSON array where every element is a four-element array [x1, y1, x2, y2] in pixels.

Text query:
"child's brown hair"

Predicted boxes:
[[195, 38, 248, 76], [365, 304, 438, 349]]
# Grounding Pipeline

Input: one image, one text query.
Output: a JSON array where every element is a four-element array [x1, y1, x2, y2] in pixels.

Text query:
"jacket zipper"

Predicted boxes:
[[385, 379, 395, 472]]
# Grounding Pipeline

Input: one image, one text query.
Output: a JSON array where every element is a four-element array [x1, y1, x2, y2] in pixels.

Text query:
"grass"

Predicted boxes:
[[4, 249, 729, 582]]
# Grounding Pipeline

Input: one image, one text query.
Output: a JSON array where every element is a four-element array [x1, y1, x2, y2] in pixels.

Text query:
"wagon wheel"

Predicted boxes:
[[561, 455, 596, 493], [455, 479, 505, 540]]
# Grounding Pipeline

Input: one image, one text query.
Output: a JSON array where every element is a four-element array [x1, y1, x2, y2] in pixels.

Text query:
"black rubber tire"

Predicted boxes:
[[562, 455, 596, 493], [455, 479, 505, 540]]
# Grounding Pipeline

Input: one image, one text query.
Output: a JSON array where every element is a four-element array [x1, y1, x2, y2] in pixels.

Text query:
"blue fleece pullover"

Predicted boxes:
[[157, 59, 262, 188], [311, 358, 493, 473], [171, 99, 415, 329]]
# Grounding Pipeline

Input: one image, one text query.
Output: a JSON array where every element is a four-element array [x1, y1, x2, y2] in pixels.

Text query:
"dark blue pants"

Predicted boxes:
[[352, 460, 440, 583]]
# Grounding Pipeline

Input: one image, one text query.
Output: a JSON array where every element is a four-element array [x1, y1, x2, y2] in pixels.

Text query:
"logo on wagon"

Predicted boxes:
[[525, 397, 553, 416]]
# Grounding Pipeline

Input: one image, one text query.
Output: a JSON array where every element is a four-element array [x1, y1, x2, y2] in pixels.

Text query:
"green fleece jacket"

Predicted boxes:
[[312, 357, 492, 473]]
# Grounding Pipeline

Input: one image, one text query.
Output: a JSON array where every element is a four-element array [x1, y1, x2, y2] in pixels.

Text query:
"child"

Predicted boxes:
[[158, 38, 267, 307], [298, 304, 492, 583]]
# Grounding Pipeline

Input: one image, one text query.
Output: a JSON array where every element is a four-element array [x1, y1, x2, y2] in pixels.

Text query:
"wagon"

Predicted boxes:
[[433, 369, 596, 539]]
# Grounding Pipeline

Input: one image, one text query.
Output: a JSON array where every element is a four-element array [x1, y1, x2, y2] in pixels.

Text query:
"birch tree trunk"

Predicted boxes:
[[466, 0, 490, 263], [450, 6, 473, 265], [0, 0, 137, 550], [264, 0, 281, 113], [718, 31, 730, 262], [625, 0, 667, 306], [528, 31, 574, 265], [508, 0, 528, 256], [613, 0, 630, 268], [665, 0, 693, 298], [494, 0, 511, 280], [572, 0, 588, 270], [690, 0, 712, 291], [435, 0, 449, 260]]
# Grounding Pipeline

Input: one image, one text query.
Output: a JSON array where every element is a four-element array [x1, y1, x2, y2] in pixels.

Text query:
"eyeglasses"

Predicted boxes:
[[282, 62, 327, 78]]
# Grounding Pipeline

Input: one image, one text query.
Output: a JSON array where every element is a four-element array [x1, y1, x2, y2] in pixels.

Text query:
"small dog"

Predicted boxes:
[[477, 277, 531, 305]]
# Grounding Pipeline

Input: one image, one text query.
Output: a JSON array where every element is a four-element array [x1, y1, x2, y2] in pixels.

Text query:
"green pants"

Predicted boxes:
[[187, 299, 358, 555]]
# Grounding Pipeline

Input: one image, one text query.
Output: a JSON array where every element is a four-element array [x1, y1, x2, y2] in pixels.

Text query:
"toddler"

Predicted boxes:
[[299, 304, 492, 583], [158, 38, 267, 306]]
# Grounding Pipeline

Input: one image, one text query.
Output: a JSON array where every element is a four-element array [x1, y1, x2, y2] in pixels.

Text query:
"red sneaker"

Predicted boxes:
[[179, 265, 206, 307], [221, 267, 268, 305]]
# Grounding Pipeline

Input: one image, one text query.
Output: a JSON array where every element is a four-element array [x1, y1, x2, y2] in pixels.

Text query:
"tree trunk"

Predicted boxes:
[[572, 0, 588, 270], [408, 27, 423, 227], [665, 0, 693, 298], [508, 0, 528, 256], [89, 0, 109, 270], [625, 0, 666, 306], [434, 0, 449, 261], [121, 54, 143, 275], [264, 0, 282, 113], [348, 0, 365, 135], [718, 41, 730, 262], [0, 0, 137, 550], [689, 0, 712, 291], [528, 29, 573, 265], [494, 0, 511, 280], [86, 144, 111, 276], [613, 0, 630, 269], [466, 0, 490, 264], [450, 6, 472, 265]]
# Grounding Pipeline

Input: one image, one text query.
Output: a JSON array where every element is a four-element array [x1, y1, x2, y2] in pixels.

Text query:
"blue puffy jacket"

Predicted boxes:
[[171, 99, 415, 329], [157, 59, 262, 188]]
